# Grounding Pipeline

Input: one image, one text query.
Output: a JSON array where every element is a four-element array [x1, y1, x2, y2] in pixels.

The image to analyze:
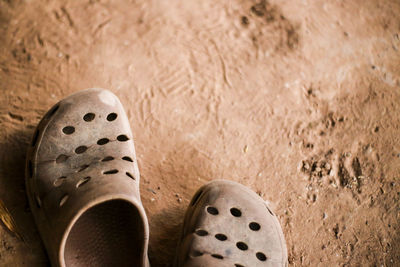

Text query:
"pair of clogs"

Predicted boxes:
[[26, 89, 287, 267]]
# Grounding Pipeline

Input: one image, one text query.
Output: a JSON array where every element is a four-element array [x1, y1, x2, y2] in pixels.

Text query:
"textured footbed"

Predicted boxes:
[[65, 200, 144, 267], [175, 180, 288, 267]]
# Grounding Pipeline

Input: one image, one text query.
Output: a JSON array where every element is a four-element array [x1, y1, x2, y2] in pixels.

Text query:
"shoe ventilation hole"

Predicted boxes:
[[103, 169, 118, 175], [76, 177, 91, 188], [28, 160, 33, 178], [35, 194, 41, 208], [194, 229, 208, 236], [83, 113, 95, 122], [126, 172, 135, 180], [102, 156, 114, 162], [56, 154, 69, 163], [31, 129, 39, 146], [190, 190, 203, 207], [62, 126, 75, 135], [117, 135, 129, 142], [206, 206, 219, 215], [54, 176, 66, 187], [235, 264, 245, 267], [75, 146, 88, 154], [78, 165, 89, 172], [122, 156, 133, 162], [59, 194, 69, 207], [211, 254, 223, 260], [256, 252, 267, 261], [249, 222, 261, 231], [107, 113, 117, 121], [191, 250, 203, 257], [230, 208, 242, 217], [97, 138, 109, 145], [215, 233, 227, 241], [236, 242, 248, 251]]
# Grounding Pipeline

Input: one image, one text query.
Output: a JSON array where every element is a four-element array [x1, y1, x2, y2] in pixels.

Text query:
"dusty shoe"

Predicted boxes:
[[174, 180, 287, 267], [25, 88, 149, 267]]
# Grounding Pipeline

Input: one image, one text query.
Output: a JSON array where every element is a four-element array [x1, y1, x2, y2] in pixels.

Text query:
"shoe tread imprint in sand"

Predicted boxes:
[[175, 180, 288, 267], [25, 88, 149, 267]]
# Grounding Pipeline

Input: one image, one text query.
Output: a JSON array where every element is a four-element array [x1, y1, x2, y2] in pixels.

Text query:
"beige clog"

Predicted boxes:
[[175, 180, 287, 267], [25, 88, 149, 267]]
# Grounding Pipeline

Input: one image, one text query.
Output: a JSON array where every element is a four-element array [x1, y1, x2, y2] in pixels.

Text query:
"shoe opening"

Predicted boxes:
[[64, 199, 145, 267]]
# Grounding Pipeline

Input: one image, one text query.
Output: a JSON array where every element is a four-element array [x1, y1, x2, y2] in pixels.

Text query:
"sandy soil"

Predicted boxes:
[[0, 0, 399, 266]]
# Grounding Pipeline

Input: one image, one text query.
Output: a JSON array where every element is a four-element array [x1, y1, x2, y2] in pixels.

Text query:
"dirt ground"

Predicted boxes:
[[0, 0, 399, 266]]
